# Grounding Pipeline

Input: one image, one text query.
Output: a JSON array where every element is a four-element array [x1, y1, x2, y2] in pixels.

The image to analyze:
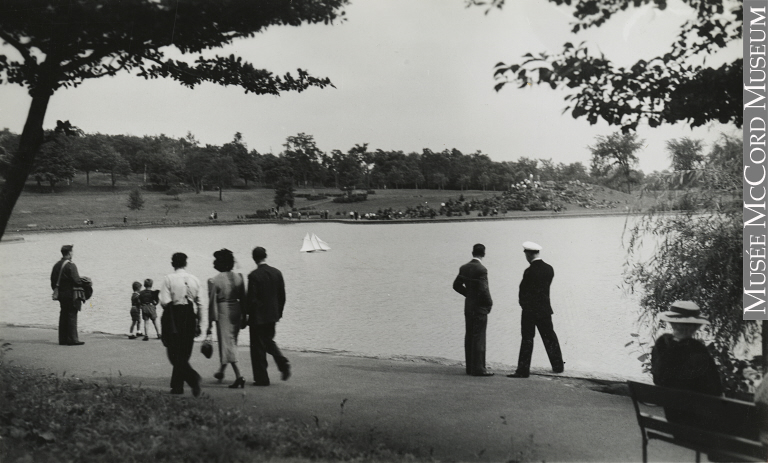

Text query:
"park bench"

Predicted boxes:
[[628, 380, 767, 462]]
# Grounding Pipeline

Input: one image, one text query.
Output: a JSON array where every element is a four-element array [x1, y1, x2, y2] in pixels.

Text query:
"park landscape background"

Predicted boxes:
[[0, 0, 757, 461], [0, 126, 733, 231]]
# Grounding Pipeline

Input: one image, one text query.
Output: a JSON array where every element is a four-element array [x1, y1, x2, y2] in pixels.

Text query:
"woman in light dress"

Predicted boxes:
[[207, 249, 247, 389]]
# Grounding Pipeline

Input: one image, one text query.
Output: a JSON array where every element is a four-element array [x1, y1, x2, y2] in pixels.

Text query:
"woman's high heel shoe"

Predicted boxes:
[[228, 377, 245, 389], [214, 372, 224, 383]]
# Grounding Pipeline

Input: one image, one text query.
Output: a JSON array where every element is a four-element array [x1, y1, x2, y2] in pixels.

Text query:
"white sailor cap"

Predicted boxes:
[[522, 241, 542, 252]]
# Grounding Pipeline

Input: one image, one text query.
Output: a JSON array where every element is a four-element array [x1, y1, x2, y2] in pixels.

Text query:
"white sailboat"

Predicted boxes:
[[300, 233, 331, 252]]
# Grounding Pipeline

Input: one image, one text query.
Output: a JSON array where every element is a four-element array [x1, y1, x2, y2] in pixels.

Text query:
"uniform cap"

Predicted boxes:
[[522, 241, 542, 252]]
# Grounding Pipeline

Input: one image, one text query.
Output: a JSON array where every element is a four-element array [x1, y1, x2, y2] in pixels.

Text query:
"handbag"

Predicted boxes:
[[52, 261, 69, 301], [200, 333, 213, 359]]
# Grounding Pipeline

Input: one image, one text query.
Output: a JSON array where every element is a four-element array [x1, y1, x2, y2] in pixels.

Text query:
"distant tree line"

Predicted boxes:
[[0, 128, 596, 194], [0, 127, 740, 197]]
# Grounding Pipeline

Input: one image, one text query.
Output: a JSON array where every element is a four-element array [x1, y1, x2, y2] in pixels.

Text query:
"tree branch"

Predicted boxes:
[[0, 30, 34, 64]]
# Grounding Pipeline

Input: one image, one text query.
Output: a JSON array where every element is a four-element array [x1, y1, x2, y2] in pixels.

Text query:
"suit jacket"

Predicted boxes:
[[518, 259, 554, 315], [453, 259, 493, 316], [247, 263, 286, 325], [50, 258, 81, 300]]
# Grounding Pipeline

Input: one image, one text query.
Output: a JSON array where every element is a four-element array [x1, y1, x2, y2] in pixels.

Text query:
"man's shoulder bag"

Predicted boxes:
[[52, 261, 69, 301]]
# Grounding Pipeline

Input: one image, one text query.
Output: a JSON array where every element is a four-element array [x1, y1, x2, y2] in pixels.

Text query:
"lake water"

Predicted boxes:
[[0, 216, 653, 381]]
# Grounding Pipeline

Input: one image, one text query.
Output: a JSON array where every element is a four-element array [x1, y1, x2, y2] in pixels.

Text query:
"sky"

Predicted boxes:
[[0, 0, 742, 174]]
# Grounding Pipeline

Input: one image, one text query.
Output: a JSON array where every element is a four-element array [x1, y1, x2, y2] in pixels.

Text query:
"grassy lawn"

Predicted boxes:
[[4, 173, 503, 232], [0, 359, 424, 462], [4, 172, 653, 233]]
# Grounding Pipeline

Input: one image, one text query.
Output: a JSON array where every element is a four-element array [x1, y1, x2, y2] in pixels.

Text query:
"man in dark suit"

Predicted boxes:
[[453, 243, 494, 377], [50, 244, 85, 346], [245, 246, 291, 386], [508, 241, 564, 378]]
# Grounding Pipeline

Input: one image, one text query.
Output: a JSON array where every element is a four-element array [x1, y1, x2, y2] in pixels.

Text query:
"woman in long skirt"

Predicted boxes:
[[207, 249, 247, 388]]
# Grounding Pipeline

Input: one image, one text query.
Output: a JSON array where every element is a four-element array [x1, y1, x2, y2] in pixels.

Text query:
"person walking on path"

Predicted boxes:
[[206, 249, 247, 389], [508, 241, 564, 378], [50, 244, 85, 346], [245, 246, 291, 386], [159, 252, 203, 397], [452, 243, 494, 377]]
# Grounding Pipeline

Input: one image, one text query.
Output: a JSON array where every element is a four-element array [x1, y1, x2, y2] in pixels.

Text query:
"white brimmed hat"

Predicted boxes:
[[659, 300, 709, 325], [522, 241, 542, 252]]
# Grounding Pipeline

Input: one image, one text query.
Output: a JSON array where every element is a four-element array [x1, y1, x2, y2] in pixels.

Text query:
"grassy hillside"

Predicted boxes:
[[4, 173, 650, 233]]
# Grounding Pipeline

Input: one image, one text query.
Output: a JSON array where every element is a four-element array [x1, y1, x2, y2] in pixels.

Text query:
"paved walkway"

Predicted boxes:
[[0, 324, 692, 462]]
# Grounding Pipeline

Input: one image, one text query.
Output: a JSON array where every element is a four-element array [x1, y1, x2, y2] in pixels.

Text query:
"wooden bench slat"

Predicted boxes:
[[628, 381, 767, 463], [639, 415, 767, 459]]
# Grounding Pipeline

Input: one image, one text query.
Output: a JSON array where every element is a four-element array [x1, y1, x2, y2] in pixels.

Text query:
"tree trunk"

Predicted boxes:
[[111, 171, 116, 189], [763, 320, 767, 372], [0, 92, 51, 240], [219, 185, 222, 201], [86, 171, 90, 186]]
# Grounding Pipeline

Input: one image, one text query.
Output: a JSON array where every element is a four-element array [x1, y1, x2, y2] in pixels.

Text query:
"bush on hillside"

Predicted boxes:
[[126, 188, 144, 211], [332, 193, 367, 203]]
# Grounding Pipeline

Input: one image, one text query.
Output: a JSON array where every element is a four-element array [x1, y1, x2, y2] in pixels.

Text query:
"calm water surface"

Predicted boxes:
[[0, 217, 651, 380]]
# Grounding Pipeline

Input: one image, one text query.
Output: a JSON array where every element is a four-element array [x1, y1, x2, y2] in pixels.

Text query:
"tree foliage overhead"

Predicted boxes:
[[0, 0, 347, 98], [474, 0, 742, 132], [0, 0, 349, 240]]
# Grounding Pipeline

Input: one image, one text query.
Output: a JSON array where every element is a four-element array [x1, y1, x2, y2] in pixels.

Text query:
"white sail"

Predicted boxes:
[[314, 234, 331, 251], [299, 233, 315, 252], [309, 233, 323, 251]]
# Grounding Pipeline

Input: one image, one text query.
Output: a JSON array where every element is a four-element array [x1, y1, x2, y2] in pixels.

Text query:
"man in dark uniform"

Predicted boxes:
[[50, 244, 84, 346], [453, 243, 494, 376], [245, 246, 291, 386], [508, 241, 564, 378]]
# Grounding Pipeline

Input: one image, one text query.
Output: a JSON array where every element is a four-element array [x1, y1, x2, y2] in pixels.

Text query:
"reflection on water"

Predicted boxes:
[[0, 216, 651, 380]]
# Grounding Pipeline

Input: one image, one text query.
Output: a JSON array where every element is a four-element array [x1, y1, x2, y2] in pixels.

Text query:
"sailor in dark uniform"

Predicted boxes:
[[508, 241, 564, 378]]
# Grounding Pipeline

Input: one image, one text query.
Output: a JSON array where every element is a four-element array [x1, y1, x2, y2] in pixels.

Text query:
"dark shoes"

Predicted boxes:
[[142, 336, 149, 341], [68, 341, 85, 346], [507, 372, 529, 378], [170, 388, 183, 395], [553, 362, 565, 374], [191, 373, 202, 397], [229, 377, 245, 389], [472, 371, 495, 377], [128, 335, 137, 339], [252, 380, 270, 387], [281, 363, 291, 381]]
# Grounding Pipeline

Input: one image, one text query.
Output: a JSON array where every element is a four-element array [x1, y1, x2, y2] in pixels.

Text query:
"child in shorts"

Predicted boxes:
[[128, 281, 142, 339], [138, 278, 161, 341]]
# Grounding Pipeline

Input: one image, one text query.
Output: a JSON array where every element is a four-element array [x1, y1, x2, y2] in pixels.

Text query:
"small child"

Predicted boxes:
[[138, 279, 161, 341], [128, 281, 142, 339]]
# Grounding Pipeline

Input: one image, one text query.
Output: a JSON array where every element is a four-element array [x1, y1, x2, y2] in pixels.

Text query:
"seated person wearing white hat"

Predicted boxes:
[[651, 301, 723, 431], [651, 300, 722, 396]]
